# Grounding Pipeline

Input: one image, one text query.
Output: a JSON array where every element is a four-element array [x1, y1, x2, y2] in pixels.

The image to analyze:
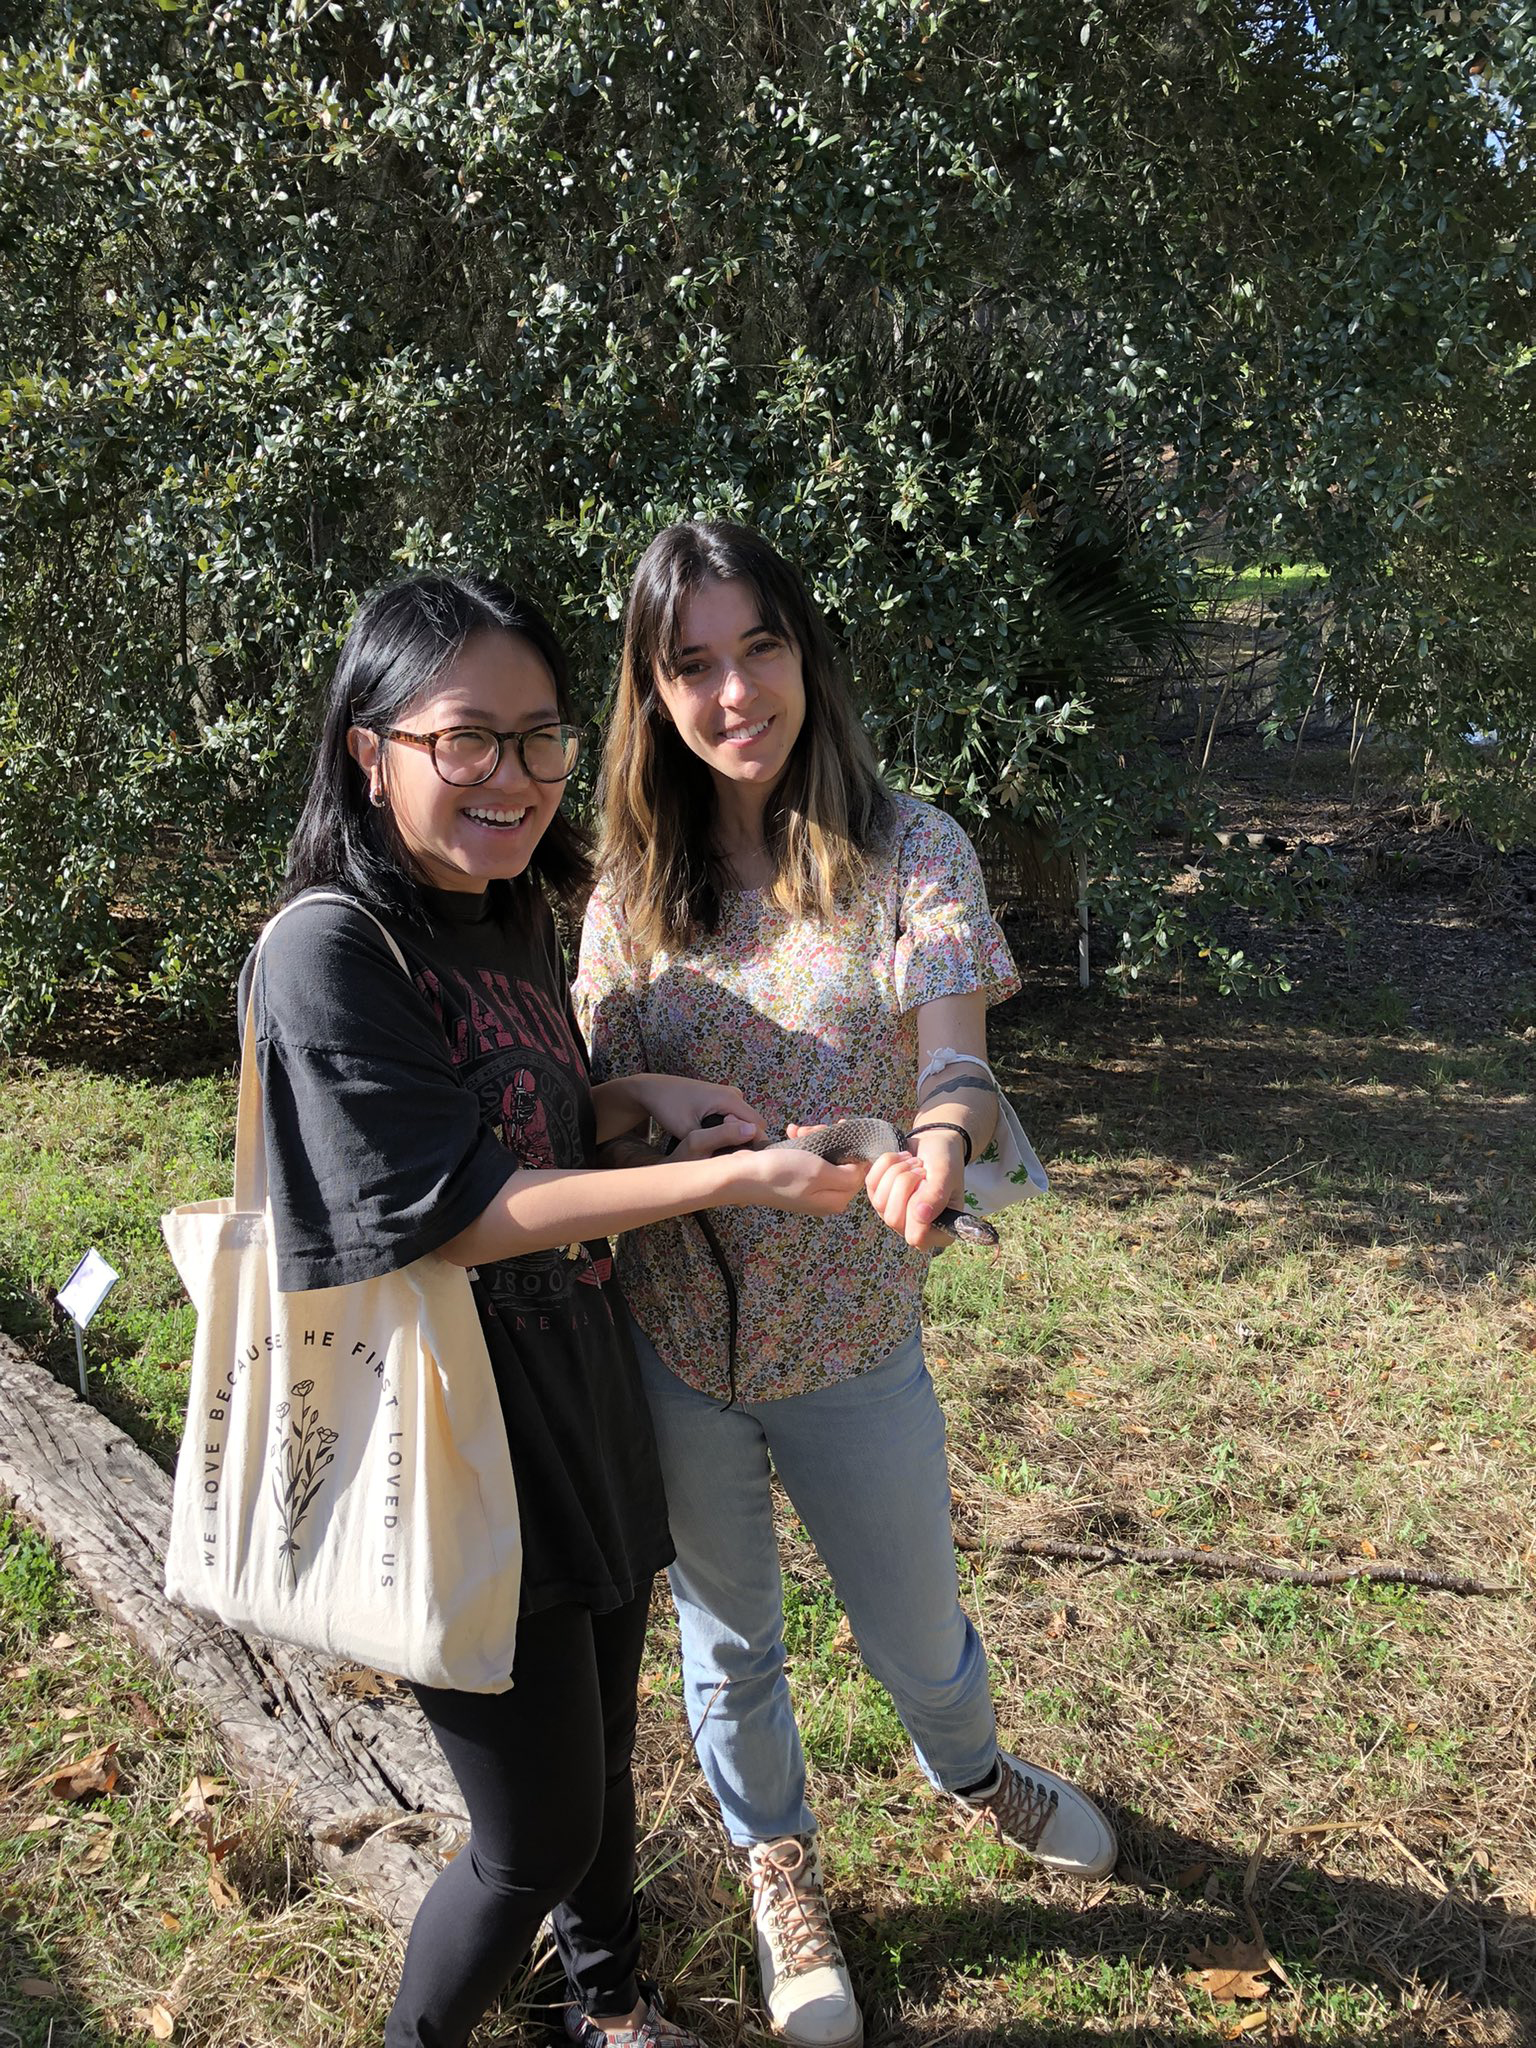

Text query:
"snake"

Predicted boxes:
[[690, 1113, 997, 1405], [704, 1113, 999, 1247]]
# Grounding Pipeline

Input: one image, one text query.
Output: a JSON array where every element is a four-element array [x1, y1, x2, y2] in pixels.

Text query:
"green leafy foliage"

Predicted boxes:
[[0, 1511, 71, 1642], [1, 0, 1531, 1032]]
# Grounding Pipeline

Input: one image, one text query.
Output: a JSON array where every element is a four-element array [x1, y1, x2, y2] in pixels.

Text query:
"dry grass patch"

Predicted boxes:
[[0, 1515, 401, 2048], [3, 849, 1534, 2042]]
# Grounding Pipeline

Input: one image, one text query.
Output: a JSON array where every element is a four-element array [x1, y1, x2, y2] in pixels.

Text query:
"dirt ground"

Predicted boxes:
[[1003, 738, 1536, 1039]]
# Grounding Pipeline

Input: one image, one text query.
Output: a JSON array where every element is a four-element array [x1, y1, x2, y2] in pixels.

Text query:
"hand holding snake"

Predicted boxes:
[[702, 1113, 998, 1248]]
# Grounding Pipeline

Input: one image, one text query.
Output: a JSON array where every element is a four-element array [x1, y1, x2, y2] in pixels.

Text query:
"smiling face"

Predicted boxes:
[[654, 577, 807, 813], [346, 628, 569, 892]]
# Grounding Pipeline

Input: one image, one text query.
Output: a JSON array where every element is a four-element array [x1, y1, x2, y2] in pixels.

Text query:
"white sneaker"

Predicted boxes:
[[747, 1834, 864, 2048], [956, 1750, 1118, 1878]]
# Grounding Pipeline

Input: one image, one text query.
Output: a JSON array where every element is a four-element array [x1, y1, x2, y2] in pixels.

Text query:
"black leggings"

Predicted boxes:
[[385, 1584, 654, 2048]]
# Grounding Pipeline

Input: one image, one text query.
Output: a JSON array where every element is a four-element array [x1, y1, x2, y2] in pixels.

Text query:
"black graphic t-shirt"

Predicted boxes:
[[243, 885, 673, 1618]]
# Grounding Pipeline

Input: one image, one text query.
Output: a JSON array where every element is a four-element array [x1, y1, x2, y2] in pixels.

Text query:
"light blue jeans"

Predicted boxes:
[[632, 1323, 998, 1846]]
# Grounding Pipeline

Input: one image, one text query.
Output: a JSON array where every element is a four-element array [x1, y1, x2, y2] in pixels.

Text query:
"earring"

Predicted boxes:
[[369, 784, 386, 809]]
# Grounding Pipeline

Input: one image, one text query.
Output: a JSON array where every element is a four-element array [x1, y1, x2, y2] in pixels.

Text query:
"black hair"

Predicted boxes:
[[283, 570, 591, 921]]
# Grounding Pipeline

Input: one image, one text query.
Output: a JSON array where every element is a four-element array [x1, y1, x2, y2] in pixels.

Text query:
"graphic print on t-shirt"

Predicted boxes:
[[416, 961, 614, 1316]]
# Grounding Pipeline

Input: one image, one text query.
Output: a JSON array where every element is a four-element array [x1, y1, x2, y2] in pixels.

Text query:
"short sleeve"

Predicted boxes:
[[249, 899, 517, 1290], [891, 806, 1021, 1014], [574, 882, 649, 1086]]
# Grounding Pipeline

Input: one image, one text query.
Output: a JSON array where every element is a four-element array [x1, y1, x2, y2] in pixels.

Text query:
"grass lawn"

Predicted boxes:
[[3, 908, 1533, 2043], [1202, 562, 1327, 610]]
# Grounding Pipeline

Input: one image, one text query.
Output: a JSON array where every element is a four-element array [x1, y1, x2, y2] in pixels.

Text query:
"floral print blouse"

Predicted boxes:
[[574, 794, 1020, 1402]]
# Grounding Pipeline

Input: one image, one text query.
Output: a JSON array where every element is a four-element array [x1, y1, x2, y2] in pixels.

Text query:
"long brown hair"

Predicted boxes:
[[597, 522, 892, 952]]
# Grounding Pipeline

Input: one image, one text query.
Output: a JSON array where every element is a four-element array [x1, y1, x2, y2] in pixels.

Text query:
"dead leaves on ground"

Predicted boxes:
[[133, 1959, 194, 2040], [124, 1689, 167, 1736], [329, 1663, 406, 1701], [168, 1772, 245, 1910], [76, 1820, 116, 1871], [167, 1772, 232, 1834], [1185, 1833, 1290, 2013], [1185, 1933, 1275, 2002], [12, 1757, 245, 1917], [4, 1675, 243, 2039], [8, 1738, 121, 1808], [51, 1741, 120, 1801], [169, 1770, 243, 1865]]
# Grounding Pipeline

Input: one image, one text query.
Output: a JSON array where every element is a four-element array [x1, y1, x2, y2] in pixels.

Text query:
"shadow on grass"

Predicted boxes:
[[834, 1801, 1535, 2046], [0, 2013, 125, 2048], [0, 1960, 132, 2048], [993, 981, 1535, 1283], [19, 994, 235, 1083]]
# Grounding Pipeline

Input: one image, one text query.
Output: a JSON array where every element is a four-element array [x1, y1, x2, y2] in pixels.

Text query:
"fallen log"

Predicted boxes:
[[959, 1528, 1513, 1597], [0, 1333, 464, 1935]]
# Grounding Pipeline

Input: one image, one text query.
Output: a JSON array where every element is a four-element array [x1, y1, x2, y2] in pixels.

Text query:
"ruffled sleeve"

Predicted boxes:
[[891, 804, 1021, 1014], [574, 880, 649, 1084]]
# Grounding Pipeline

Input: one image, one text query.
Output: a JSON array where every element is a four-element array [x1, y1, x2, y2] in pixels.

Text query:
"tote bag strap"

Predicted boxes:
[[233, 891, 412, 1213]]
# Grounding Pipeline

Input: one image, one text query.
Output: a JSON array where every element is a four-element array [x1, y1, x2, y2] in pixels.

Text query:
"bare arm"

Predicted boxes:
[[911, 991, 1000, 1161], [864, 990, 1001, 1251], [439, 1144, 863, 1266]]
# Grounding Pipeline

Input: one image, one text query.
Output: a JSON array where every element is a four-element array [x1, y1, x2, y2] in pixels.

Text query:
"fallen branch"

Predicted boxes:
[[959, 1530, 1511, 1597], [0, 1334, 462, 1935]]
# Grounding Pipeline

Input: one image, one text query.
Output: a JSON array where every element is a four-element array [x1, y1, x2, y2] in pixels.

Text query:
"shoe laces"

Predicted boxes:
[[961, 1758, 1057, 1851], [749, 1835, 846, 1982]]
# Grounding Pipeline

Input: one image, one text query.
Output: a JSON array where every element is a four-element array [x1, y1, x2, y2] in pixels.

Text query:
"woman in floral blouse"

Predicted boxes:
[[575, 522, 1116, 2048]]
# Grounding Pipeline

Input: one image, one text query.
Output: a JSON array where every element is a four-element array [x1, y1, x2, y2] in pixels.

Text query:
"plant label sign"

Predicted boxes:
[[57, 1249, 120, 1328]]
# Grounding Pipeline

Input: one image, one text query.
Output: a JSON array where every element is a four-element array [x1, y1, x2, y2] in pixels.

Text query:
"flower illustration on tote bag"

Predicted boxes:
[[271, 1379, 338, 1588]]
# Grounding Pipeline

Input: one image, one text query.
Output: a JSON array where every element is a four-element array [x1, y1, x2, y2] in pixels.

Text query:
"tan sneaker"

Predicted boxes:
[[956, 1750, 1118, 1878], [747, 1834, 864, 2047]]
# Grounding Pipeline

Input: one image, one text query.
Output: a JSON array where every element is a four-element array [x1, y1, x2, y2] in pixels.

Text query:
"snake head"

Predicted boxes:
[[947, 1212, 1000, 1247]]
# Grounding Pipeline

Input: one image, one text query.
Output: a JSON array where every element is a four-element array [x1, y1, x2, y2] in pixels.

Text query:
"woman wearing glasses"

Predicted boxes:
[[250, 571, 865, 2048]]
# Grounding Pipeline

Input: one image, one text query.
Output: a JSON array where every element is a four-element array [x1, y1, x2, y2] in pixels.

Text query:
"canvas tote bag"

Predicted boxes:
[[162, 892, 522, 1693]]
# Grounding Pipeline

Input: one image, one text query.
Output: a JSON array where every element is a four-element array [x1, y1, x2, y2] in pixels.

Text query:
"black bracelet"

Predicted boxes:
[[906, 1120, 972, 1166]]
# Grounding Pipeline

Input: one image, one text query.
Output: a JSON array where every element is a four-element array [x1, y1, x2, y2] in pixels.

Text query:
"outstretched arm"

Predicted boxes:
[[439, 1143, 863, 1265]]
